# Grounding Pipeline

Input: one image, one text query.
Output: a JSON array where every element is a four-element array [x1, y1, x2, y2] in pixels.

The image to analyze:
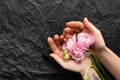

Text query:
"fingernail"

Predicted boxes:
[[83, 17, 89, 23], [84, 17, 87, 20], [50, 54, 53, 57], [48, 37, 51, 39], [86, 17, 88, 21]]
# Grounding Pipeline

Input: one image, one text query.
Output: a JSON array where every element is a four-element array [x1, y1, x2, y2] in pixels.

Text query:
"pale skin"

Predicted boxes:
[[48, 36, 100, 80], [47, 18, 101, 80], [62, 17, 120, 79]]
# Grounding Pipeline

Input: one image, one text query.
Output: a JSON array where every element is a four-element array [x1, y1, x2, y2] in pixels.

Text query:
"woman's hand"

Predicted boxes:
[[47, 35, 92, 75], [62, 17, 106, 56]]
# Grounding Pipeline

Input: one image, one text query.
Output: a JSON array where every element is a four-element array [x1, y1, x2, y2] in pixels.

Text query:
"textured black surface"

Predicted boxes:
[[0, 0, 120, 80]]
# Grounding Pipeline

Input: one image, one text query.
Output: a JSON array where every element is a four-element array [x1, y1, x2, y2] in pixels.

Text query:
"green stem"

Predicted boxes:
[[88, 49, 112, 80]]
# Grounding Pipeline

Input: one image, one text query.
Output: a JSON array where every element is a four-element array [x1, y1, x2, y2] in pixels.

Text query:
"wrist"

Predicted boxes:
[[80, 64, 95, 76], [94, 46, 108, 57], [94, 46, 109, 61], [80, 68, 87, 76], [81, 65, 99, 80]]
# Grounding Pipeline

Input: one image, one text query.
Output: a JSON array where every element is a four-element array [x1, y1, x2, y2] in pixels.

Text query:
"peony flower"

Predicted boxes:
[[77, 32, 95, 48], [62, 34, 76, 50], [62, 32, 95, 61], [62, 32, 112, 79], [69, 45, 85, 61]]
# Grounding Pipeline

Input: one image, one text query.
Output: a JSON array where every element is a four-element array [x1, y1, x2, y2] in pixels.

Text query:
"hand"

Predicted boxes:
[[62, 21, 84, 42], [62, 17, 106, 56], [47, 35, 92, 75]]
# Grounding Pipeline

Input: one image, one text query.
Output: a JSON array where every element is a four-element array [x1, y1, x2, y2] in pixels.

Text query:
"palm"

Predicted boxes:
[[59, 55, 91, 73], [48, 35, 91, 73]]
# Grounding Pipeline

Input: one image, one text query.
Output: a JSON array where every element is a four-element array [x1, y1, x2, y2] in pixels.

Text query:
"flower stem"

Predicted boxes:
[[88, 49, 112, 80]]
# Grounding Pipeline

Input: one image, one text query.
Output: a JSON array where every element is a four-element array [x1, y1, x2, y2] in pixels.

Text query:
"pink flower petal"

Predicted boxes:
[[62, 32, 95, 61]]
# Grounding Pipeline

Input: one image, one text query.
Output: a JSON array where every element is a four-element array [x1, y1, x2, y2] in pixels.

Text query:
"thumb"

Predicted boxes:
[[50, 53, 64, 67], [83, 17, 98, 32]]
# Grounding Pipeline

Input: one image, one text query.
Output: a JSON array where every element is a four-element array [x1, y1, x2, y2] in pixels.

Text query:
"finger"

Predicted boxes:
[[54, 35, 60, 47], [83, 28, 90, 33], [48, 37, 60, 54], [60, 34, 68, 43], [63, 27, 81, 36], [66, 21, 84, 30], [50, 53, 64, 67], [59, 35, 64, 50], [63, 27, 80, 34], [54, 35, 62, 50], [60, 35, 64, 41], [62, 28, 78, 41], [60, 33, 68, 42], [64, 38, 68, 42], [65, 34, 72, 39], [83, 17, 98, 32], [60, 35, 64, 44], [61, 33, 71, 42]]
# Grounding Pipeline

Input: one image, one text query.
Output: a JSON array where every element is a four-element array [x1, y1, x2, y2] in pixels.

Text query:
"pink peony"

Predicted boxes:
[[62, 34, 76, 50], [62, 32, 95, 61], [77, 32, 95, 48], [69, 45, 85, 61]]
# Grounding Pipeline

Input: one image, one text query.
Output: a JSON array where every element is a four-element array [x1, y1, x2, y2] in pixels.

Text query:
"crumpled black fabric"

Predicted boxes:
[[0, 0, 120, 80]]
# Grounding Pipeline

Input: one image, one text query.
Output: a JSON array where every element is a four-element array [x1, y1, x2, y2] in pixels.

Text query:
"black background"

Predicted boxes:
[[0, 0, 120, 80]]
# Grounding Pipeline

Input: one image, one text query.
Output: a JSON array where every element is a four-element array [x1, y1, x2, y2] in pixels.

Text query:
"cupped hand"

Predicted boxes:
[[47, 35, 92, 75], [62, 17, 106, 55]]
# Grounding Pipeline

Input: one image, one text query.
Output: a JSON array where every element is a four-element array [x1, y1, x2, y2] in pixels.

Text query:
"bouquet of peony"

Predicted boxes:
[[62, 32, 112, 80]]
